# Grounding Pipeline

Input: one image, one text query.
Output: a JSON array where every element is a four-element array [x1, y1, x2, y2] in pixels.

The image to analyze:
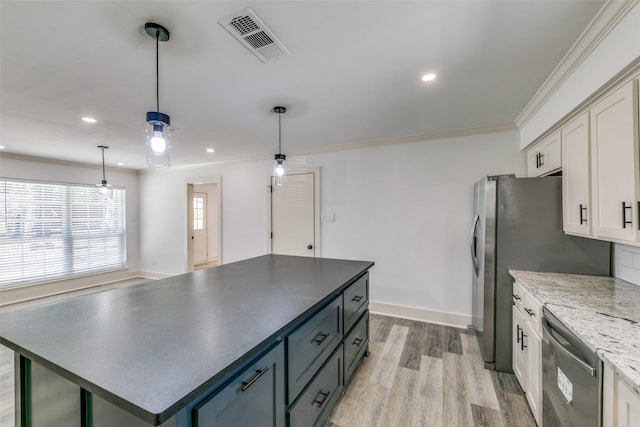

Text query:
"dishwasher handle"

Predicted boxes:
[[542, 317, 596, 377]]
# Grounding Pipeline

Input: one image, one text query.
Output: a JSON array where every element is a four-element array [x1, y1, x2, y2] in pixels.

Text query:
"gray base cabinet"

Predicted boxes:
[[288, 344, 344, 427], [344, 310, 369, 385], [193, 343, 285, 427]]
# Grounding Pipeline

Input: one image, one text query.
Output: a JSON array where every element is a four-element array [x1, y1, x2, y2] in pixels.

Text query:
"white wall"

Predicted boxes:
[[520, 2, 640, 148], [138, 130, 525, 326]]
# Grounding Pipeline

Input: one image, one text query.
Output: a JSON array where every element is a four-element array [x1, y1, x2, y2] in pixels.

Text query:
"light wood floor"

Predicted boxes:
[[327, 314, 537, 427], [0, 298, 536, 427]]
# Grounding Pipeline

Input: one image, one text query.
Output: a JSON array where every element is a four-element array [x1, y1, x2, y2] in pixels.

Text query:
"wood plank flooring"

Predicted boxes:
[[327, 314, 537, 427], [0, 296, 536, 427]]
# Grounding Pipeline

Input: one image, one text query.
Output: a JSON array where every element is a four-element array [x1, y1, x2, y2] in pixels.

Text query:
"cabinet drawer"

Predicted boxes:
[[343, 272, 369, 334], [287, 297, 342, 402], [512, 280, 526, 312], [524, 293, 542, 335], [344, 310, 369, 385], [193, 342, 284, 427], [288, 344, 344, 427]]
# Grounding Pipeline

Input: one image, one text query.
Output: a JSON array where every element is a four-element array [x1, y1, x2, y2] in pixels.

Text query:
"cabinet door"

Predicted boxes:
[[527, 131, 561, 177], [618, 376, 640, 427], [526, 329, 542, 426], [562, 112, 592, 236], [527, 147, 542, 177], [512, 306, 528, 389], [193, 343, 284, 427], [591, 80, 640, 242], [540, 131, 562, 175]]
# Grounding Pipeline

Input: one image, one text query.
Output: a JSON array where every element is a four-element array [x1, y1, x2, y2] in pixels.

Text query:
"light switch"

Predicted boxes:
[[321, 213, 335, 223]]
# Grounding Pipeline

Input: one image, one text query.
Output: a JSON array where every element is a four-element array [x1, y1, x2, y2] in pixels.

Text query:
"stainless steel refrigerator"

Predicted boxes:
[[470, 175, 610, 372]]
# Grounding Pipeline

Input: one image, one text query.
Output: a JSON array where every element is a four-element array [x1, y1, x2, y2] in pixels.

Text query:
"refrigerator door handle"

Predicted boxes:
[[470, 214, 480, 275]]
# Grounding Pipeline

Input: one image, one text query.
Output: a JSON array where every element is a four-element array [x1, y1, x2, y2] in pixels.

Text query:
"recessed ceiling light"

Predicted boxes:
[[206, 148, 215, 153], [82, 117, 97, 123], [117, 162, 125, 167], [421, 73, 437, 82]]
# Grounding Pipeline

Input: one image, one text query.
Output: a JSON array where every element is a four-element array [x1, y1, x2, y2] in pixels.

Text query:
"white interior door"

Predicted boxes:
[[270, 172, 317, 257], [193, 192, 208, 264]]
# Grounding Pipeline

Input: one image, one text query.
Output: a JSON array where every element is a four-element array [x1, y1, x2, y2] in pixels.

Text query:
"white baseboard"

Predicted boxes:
[[369, 301, 471, 329], [136, 271, 172, 280]]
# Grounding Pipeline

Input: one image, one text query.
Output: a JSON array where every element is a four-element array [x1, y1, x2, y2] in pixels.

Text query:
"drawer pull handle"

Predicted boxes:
[[622, 202, 632, 228], [521, 332, 527, 351], [579, 204, 587, 224], [524, 308, 535, 317], [352, 337, 364, 346], [352, 295, 363, 303], [516, 325, 521, 343], [311, 332, 330, 346], [240, 367, 269, 392], [312, 390, 331, 408], [513, 294, 520, 301]]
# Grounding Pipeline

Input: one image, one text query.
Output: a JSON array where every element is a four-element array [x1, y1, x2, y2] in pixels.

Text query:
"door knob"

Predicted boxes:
[[307, 245, 313, 250]]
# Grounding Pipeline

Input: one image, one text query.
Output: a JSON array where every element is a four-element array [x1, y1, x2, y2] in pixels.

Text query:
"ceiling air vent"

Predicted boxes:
[[219, 9, 291, 63]]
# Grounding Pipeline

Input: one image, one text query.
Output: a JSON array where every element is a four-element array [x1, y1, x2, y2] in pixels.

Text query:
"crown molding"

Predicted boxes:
[[515, 0, 638, 129]]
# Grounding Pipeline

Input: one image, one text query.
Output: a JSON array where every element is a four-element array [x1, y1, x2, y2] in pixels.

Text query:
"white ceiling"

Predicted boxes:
[[1, 1, 606, 170]]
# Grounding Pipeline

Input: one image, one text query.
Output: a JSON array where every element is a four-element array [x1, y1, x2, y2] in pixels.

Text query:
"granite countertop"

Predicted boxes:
[[509, 270, 640, 398], [0, 255, 374, 425]]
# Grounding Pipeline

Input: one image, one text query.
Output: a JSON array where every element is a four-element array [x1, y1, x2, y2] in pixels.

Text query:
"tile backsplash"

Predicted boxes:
[[614, 244, 640, 286]]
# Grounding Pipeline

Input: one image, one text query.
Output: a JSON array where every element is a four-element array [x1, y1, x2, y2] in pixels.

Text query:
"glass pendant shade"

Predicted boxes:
[[146, 112, 171, 168], [274, 154, 286, 186], [96, 180, 113, 199]]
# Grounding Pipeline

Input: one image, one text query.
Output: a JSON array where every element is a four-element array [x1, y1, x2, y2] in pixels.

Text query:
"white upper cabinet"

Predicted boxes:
[[590, 79, 640, 243], [562, 112, 592, 236], [527, 130, 562, 177]]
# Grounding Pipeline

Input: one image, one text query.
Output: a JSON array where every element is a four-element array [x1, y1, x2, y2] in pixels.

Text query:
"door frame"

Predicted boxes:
[[266, 166, 321, 256], [186, 176, 222, 272]]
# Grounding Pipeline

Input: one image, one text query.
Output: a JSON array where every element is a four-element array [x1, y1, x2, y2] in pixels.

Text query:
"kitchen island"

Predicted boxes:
[[0, 255, 374, 426]]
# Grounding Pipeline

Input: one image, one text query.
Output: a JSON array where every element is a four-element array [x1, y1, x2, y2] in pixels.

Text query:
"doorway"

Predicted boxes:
[[186, 177, 222, 272], [268, 168, 320, 257]]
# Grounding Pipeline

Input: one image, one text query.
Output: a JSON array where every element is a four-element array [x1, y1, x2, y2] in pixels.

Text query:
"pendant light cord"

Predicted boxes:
[[101, 147, 107, 182], [155, 31, 160, 113], [278, 111, 282, 154]]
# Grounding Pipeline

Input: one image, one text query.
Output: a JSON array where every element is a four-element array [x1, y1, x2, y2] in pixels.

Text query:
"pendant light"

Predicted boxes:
[[145, 22, 171, 168], [96, 145, 113, 199], [273, 106, 287, 186]]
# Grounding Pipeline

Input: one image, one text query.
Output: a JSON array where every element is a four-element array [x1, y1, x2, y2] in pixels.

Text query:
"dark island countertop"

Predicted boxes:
[[0, 255, 374, 425]]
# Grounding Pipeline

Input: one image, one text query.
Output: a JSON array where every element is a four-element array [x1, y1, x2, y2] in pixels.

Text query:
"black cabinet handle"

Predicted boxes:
[[352, 295, 363, 303], [579, 204, 587, 224], [516, 324, 521, 343], [535, 153, 540, 168], [352, 337, 364, 346], [638, 202, 640, 230], [307, 244, 313, 250], [312, 390, 331, 408], [513, 294, 521, 301], [539, 153, 544, 167], [311, 332, 330, 346], [241, 367, 269, 392], [524, 308, 535, 317], [622, 202, 632, 228], [521, 332, 527, 350]]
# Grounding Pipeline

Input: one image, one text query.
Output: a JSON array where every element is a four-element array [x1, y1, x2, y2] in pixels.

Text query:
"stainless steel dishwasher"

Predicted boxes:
[[542, 307, 602, 427]]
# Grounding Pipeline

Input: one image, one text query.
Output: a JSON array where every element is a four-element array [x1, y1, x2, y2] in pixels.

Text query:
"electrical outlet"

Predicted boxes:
[[321, 213, 335, 223]]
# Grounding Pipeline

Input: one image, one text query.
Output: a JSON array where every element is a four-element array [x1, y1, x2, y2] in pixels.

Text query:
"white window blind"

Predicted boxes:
[[0, 178, 126, 289]]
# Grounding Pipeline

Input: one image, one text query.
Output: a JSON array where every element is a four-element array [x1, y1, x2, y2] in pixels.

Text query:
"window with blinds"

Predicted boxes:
[[0, 179, 126, 289]]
